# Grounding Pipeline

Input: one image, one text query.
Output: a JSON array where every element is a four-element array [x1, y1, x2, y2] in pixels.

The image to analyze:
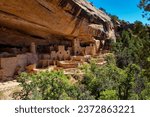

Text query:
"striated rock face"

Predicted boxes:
[[0, 0, 116, 80], [0, 0, 116, 46]]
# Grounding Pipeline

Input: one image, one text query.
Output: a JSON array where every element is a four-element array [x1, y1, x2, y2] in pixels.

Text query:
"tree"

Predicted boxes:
[[81, 54, 129, 100], [14, 70, 95, 100], [111, 22, 150, 99], [112, 30, 143, 68], [139, 0, 150, 20], [14, 71, 78, 100]]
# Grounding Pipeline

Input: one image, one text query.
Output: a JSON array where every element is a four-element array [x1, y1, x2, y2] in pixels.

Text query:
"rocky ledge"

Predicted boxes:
[[0, 0, 116, 46]]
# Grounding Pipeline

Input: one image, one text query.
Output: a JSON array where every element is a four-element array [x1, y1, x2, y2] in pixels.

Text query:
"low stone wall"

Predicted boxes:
[[0, 57, 17, 78], [0, 53, 38, 80], [0, 68, 4, 81], [71, 56, 85, 61], [57, 61, 79, 69]]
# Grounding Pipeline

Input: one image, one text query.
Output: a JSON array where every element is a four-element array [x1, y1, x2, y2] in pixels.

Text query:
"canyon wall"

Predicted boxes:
[[0, 0, 116, 46], [0, 0, 116, 80]]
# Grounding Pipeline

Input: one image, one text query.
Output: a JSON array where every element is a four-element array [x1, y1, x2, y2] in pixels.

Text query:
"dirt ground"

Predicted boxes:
[[0, 80, 20, 100]]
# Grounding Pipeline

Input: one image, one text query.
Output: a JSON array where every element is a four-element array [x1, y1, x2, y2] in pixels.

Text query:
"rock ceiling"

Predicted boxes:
[[0, 0, 116, 46]]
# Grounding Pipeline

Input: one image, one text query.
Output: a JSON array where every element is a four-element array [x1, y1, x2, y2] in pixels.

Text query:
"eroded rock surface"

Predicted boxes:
[[0, 0, 116, 81], [0, 0, 116, 45]]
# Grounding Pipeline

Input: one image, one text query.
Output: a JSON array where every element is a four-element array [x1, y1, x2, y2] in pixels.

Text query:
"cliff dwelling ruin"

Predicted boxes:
[[0, 0, 116, 81]]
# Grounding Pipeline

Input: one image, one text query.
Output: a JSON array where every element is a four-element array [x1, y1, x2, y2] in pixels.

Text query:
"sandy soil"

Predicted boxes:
[[0, 80, 20, 100]]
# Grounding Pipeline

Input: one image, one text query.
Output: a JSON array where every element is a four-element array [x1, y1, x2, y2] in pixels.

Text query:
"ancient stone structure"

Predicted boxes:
[[0, 0, 116, 81]]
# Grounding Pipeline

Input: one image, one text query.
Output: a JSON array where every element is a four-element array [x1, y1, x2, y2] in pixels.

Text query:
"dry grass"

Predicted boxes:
[[0, 86, 21, 100], [0, 91, 5, 100]]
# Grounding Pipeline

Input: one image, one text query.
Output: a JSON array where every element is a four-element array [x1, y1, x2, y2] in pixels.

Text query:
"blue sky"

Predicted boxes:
[[88, 0, 149, 24]]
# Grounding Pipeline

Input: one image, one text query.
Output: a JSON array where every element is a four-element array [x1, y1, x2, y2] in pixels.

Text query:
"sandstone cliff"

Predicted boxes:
[[0, 0, 116, 46], [0, 0, 117, 81]]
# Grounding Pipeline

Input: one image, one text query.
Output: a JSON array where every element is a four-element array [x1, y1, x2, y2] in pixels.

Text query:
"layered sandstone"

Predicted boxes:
[[0, 0, 116, 45], [0, 0, 116, 80]]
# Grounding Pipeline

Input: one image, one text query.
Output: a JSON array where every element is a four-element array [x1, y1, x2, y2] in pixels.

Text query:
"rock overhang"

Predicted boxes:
[[0, 0, 116, 46]]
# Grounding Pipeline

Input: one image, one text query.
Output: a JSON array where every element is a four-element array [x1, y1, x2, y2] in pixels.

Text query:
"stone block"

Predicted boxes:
[[0, 68, 4, 81], [57, 61, 78, 69], [16, 54, 28, 71], [51, 51, 57, 60], [26, 53, 38, 64], [0, 57, 17, 77]]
